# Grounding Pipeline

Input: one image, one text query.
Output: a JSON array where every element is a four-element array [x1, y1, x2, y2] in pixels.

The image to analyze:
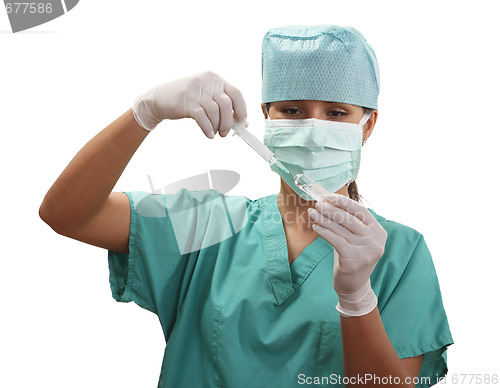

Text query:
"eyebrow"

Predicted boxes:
[[273, 101, 351, 110]]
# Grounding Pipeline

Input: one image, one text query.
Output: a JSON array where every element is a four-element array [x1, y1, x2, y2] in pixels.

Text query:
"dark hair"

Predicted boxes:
[[349, 107, 373, 202], [264, 103, 373, 202]]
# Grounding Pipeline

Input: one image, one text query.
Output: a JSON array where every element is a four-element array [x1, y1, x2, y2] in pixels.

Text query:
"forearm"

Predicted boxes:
[[39, 108, 149, 230], [340, 307, 415, 387]]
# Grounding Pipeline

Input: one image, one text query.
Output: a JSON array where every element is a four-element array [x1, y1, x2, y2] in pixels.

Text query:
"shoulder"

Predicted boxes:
[[368, 207, 424, 249], [126, 188, 256, 213], [367, 207, 434, 278], [368, 208, 440, 300], [124, 189, 262, 255], [125, 188, 260, 233]]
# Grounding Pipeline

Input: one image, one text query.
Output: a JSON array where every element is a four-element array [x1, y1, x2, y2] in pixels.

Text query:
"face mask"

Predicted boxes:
[[264, 112, 371, 201]]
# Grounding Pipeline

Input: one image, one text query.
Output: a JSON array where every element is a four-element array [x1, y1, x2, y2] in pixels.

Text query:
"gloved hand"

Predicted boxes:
[[307, 193, 388, 317], [132, 71, 247, 138]]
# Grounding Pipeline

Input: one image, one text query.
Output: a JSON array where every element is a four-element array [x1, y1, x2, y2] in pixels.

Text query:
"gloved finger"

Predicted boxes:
[[212, 82, 233, 137], [200, 99, 221, 136], [224, 82, 247, 123], [308, 208, 356, 242], [323, 194, 376, 226], [199, 81, 221, 136], [232, 113, 249, 127], [183, 83, 216, 136], [314, 201, 368, 236], [312, 223, 351, 258], [190, 107, 215, 139]]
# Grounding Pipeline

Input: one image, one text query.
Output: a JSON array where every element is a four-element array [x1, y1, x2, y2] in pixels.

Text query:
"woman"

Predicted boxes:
[[40, 25, 453, 387]]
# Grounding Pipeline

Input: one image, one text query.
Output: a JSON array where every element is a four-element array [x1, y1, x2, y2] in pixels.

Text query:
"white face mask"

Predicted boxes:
[[264, 112, 371, 201]]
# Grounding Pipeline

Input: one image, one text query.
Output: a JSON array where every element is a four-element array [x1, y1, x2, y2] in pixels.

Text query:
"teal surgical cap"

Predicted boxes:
[[261, 25, 380, 109]]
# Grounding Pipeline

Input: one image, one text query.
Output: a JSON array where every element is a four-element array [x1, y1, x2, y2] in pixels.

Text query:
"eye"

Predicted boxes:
[[327, 110, 347, 118], [281, 107, 301, 115]]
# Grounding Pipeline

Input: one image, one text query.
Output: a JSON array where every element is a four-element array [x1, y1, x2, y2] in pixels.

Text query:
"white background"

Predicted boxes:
[[1, 0, 499, 386]]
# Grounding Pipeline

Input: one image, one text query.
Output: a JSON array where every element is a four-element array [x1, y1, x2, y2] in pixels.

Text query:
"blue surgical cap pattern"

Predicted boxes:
[[261, 25, 380, 109]]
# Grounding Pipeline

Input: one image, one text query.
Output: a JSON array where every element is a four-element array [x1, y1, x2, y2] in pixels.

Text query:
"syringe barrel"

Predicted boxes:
[[232, 121, 276, 164]]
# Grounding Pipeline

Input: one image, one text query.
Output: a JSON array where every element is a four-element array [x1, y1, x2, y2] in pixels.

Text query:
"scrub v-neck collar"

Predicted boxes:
[[259, 194, 333, 306]]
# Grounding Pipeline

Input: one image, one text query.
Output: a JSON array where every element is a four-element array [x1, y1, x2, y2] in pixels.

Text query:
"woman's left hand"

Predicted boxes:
[[307, 193, 388, 317]]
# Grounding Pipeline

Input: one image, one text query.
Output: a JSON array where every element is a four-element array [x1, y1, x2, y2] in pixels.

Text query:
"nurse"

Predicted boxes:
[[40, 25, 453, 387]]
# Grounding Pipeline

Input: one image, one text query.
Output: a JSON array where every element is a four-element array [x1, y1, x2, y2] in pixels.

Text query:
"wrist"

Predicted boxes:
[[132, 92, 161, 131], [336, 280, 378, 318]]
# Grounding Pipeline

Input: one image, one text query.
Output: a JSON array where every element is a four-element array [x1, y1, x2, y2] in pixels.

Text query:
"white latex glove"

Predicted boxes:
[[132, 71, 247, 138], [307, 193, 388, 317]]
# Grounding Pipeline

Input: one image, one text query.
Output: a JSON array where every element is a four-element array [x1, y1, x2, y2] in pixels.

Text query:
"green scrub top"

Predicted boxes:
[[108, 189, 453, 388]]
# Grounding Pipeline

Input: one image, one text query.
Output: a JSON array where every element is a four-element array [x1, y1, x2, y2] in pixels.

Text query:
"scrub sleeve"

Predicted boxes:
[[370, 210, 454, 386], [108, 190, 201, 336]]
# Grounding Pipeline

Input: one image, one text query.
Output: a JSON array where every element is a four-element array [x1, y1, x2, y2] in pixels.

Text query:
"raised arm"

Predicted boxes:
[[39, 71, 247, 254]]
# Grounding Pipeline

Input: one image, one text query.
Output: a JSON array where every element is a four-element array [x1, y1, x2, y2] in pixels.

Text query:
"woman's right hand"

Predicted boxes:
[[132, 71, 247, 138]]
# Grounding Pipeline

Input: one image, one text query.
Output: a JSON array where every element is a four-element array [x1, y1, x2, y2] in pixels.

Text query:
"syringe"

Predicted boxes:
[[231, 121, 330, 202]]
